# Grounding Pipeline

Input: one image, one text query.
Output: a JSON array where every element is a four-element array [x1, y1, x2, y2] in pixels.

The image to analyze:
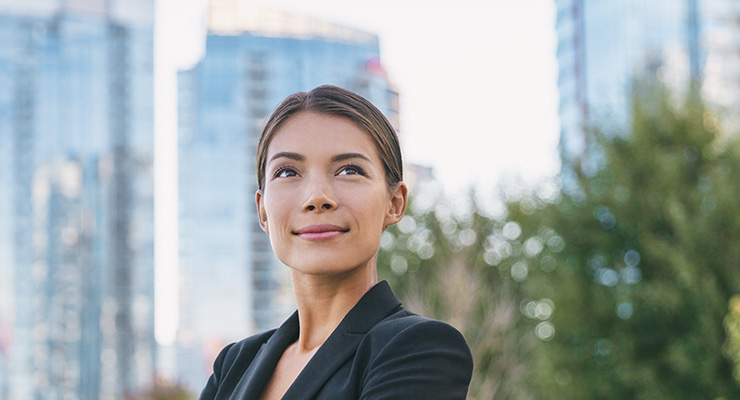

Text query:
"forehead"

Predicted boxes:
[[267, 112, 378, 160]]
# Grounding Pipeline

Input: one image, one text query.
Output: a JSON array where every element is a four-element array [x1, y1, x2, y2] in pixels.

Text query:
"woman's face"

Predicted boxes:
[[256, 111, 407, 277]]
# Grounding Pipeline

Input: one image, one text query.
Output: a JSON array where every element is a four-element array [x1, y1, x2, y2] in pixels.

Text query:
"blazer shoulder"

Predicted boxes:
[[368, 308, 467, 346], [357, 309, 474, 399], [218, 329, 276, 370], [200, 329, 276, 400]]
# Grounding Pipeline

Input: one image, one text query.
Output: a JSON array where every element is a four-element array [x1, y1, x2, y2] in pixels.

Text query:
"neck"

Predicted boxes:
[[290, 261, 378, 352]]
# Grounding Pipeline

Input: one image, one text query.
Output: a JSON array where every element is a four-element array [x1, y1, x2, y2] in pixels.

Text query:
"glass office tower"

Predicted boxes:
[[555, 0, 740, 164], [0, 1, 155, 398], [176, 1, 399, 390]]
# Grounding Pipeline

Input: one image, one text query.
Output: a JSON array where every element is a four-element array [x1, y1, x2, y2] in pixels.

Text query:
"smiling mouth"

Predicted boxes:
[[294, 225, 349, 240]]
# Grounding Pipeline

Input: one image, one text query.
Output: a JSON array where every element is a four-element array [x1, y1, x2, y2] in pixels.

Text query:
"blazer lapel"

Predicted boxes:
[[230, 312, 299, 400], [282, 281, 402, 399]]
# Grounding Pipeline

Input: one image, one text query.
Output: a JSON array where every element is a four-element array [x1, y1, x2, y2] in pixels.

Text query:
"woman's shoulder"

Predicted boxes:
[[367, 307, 469, 349], [208, 329, 276, 380], [199, 329, 278, 400], [365, 310, 473, 367], [220, 329, 283, 376], [355, 308, 474, 398], [217, 310, 299, 370], [219, 329, 276, 364]]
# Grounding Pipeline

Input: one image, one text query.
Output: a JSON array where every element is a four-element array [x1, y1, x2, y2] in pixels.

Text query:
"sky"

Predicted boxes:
[[165, 0, 562, 197], [280, 0, 562, 197]]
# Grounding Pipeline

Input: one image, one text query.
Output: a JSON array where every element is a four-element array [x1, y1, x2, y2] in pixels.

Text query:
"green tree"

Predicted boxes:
[[379, 87, 740, 399], [725, 295, 740, 386], [504, 88, 740, 399], [378, 191, 538, 400]]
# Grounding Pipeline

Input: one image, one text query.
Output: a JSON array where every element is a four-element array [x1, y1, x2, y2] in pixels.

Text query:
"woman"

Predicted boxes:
[[200, 85, 473, 400]]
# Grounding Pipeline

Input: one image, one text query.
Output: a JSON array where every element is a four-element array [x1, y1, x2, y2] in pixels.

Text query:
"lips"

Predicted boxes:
[[294, 224, 349, 240]]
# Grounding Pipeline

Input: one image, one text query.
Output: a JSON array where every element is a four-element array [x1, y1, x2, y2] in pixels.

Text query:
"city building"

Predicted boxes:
[[176, 0, 399, 391], [0, 0, 155, 398], [555, 0, 740, 168]]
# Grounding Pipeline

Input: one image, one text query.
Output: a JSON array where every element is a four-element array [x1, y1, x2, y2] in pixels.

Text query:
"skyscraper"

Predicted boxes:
[[0, 1, 156, 398], [555, 0, 740, 165], [176, 1, 399, 390]]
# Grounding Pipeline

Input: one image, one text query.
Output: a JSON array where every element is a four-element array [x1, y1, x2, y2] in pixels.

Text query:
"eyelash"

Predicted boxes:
[[271, 163, 367, 179], [273, 166, 298, 178], [338, 163, 366, 176]]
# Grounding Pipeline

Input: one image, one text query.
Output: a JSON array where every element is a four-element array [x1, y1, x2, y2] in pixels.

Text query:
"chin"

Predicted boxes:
[[282, 253, 377, 278]]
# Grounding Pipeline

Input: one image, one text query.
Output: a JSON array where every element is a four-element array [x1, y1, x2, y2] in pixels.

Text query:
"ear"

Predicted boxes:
[[255, 189, 269, 234], [383, 182, 408, 229]]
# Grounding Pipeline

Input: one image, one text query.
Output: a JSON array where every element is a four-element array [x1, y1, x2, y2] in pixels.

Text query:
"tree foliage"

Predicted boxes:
[[380, 87, 740, 399], [378, 191, 536, 399], [511, 89, 740, 399], [725, 295, 740, 387]]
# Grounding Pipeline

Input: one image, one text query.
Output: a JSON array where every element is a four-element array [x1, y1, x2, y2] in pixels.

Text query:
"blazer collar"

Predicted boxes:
[[230, 312, 299, 400], [231, 280, 401, 400], [340, 280, 402, 333], [283, 280, 402, 399]]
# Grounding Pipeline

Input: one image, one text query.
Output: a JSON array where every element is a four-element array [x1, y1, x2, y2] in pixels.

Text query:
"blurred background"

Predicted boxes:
[[1, 0, 740, 399]]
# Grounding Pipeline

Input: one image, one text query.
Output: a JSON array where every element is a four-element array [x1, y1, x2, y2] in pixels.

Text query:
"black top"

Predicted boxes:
[[199, 281, 474, 399]]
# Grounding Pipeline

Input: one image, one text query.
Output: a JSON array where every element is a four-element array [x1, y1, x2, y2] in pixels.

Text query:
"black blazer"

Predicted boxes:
[[199, 281, 473, 399]]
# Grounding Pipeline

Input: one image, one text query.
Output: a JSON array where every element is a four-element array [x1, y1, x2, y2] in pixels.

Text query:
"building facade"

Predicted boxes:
[[176, 1, 399, 391], [0, 1, 156, 398], [555, 0, 740, 166]]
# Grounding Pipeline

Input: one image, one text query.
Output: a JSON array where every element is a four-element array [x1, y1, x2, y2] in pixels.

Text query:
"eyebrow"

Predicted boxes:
[[331, 153, 372, 163], [269, 152, 303, 163], [268, 152, 372, 164]]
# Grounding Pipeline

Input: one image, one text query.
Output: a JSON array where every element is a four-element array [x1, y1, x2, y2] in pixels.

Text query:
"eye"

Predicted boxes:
[[274, 167, 298, 178], [338, 164, 365, 176]]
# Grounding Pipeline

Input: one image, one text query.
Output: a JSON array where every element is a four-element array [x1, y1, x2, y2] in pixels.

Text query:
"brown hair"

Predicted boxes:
[[256, 85, 403, 191]]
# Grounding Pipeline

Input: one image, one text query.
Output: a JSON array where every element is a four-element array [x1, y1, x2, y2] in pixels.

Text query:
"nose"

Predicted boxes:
[[302, 177, 337, 212]]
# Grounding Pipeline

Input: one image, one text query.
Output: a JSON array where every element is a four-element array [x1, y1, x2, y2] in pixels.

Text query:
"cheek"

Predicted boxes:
[[263, 191, 291, 230], [357, 190, 392, 229]]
